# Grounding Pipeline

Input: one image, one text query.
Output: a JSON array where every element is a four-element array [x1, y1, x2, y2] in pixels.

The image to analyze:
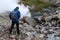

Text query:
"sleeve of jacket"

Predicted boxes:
[[9, 12, 11, 19], [18, 11, 21, 18]]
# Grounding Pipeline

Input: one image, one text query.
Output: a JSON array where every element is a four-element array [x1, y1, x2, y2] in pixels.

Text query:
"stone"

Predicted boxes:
[[0, 37, 4, 40], [1, 11, 60, 40], [22, 16, 37, 26], [43, 30, 48, 34], [10, 35, 15, 38]]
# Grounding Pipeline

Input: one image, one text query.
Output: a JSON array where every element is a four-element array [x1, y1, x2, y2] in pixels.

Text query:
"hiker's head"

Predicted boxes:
[[14, 7, 19, 11]]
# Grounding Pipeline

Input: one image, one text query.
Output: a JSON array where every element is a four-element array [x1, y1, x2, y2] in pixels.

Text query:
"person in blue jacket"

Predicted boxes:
[[9, 7, 21, 35]]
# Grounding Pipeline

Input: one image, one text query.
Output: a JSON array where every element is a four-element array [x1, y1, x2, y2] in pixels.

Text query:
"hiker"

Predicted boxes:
[[9, 7, 21, 35]]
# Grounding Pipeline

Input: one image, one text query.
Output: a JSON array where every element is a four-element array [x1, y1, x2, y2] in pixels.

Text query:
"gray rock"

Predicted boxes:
[[22, 16, 37, 26]]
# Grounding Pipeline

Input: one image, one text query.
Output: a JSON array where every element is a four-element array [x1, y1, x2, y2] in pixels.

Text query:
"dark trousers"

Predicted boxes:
[[9, 21, 20, 34]]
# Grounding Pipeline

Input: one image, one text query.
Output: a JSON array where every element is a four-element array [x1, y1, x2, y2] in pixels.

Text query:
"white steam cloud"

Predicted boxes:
[[0, 0, 31, 18]]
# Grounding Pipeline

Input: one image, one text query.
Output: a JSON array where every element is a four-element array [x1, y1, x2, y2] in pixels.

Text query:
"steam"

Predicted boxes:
[[0, 0, 31, 18]]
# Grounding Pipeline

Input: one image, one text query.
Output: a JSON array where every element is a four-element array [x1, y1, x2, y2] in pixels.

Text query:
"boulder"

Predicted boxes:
[[22, 16, 37, 26]]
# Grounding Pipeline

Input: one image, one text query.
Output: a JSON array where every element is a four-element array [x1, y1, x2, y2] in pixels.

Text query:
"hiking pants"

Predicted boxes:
[[9, 21, 20, 34]]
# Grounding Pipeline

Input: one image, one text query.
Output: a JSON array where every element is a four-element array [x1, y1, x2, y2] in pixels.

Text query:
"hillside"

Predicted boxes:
[[19, 0, 57, 11], [0, 11, 60, 40], [40, 0, 60, 4]]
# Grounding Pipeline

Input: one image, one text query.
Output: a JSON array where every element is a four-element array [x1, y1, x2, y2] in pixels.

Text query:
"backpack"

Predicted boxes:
[[10, 11, 18, 19]]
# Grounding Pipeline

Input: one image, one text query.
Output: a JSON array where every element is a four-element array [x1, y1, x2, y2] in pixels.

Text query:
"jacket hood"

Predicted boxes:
[[14, 7, 19, 11]]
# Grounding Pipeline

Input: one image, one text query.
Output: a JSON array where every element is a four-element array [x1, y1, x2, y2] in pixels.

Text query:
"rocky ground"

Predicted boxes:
[[0, 12, 60, 40]]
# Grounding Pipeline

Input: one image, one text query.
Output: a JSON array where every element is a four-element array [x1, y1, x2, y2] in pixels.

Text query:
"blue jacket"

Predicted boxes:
[[9, 8, 21, 22]]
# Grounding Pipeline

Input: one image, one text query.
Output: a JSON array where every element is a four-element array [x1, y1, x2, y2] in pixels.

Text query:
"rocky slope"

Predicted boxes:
[[19, 0, 57, 12], [0, 11, 60, 40]]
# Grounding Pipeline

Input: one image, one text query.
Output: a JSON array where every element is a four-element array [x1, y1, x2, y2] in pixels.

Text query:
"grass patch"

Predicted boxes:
[[19, 0, 57, 11]]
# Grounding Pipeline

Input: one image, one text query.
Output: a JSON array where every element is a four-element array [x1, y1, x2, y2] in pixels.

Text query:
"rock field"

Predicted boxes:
[[0, 12, 60, 40]]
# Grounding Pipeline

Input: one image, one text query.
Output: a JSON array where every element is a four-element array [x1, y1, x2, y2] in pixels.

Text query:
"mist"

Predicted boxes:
[[0, 0, 31, 18]]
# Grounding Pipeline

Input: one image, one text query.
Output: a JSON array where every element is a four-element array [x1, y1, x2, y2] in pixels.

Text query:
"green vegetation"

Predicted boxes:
[[19, 0, 57, 11]]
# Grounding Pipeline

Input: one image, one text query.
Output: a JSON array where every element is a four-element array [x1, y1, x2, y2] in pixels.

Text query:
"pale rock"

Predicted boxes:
[[40, 34, 45, 38], [49, 29, 54, 32], [10, 35, 15, 38], [23, 23, 29, 27], [23, 16, 37, 26], [43, 30, 48, 34], [0, 37, 4, 40]]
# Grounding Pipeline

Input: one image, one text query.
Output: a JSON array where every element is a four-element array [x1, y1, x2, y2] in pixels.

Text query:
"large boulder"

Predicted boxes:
[[22, 16, 37, 26]]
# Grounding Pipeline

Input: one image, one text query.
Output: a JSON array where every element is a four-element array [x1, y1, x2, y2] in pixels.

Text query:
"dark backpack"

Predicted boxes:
[[10, 11, 18, 19]]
